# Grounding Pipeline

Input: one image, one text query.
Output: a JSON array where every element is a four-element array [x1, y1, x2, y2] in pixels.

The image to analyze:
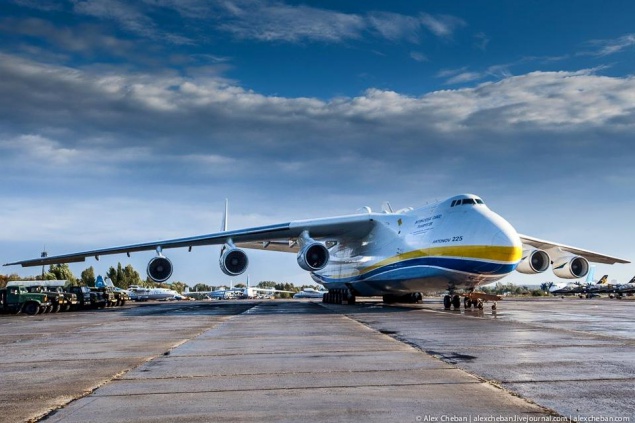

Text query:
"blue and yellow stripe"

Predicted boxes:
[[318, 244, 522, 283]]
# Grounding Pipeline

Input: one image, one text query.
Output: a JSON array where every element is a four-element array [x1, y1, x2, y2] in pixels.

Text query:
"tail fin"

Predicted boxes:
[[596, 275, 608, 285], [628, 275, 635, 284], [585, 265, 596, 284], [95, 275, 114, 288]]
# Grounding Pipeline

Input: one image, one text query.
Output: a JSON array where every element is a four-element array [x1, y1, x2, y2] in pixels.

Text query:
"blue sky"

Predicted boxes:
[[1, 0, 634, 287]]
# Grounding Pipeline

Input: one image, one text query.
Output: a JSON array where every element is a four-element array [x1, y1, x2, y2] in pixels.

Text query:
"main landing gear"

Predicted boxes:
[[443, 292, 500, 311], [382, 293, 423, 304], [322, 288, 356, 305]]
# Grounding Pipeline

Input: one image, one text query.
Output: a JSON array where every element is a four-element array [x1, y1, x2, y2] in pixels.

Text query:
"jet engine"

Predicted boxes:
[[147, 256, 173, 283], [297, 242, 329, 271], [220, 247, 249, 276], [552, 255, 589, 279], [516, 249, 550, 274]]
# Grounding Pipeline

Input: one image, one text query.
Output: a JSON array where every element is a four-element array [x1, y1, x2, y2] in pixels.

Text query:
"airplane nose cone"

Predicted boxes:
[[489, 213, 523, 263]]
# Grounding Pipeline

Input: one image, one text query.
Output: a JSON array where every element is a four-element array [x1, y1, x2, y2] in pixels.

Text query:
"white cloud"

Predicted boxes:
[[419, 13, 466, 38], [410, 51, 428, 62], [2, 54, 635, 151], [583, 33, 635, 56], [73, 0, 193, 44]]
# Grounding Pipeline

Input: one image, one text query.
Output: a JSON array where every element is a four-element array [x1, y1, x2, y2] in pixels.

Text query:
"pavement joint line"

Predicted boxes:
[[93, 381, 484, 397], [121, 367, 461, 380], [159, 349, 423, 358]]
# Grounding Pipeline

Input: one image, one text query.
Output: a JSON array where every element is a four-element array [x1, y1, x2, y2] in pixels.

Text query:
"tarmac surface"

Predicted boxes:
[[0, 297, 633, 422]]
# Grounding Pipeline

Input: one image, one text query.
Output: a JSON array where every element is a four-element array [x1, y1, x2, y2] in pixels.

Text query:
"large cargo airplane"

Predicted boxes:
[[3, 194, 630, 309]]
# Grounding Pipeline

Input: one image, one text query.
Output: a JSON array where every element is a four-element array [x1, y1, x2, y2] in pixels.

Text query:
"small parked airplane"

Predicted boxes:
[[184, 276, 292, 299], [293, 287, 329, 299], [4, 194, 629, 309]]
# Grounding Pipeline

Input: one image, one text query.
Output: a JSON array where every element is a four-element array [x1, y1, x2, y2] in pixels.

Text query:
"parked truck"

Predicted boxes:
[[91, 287, 114, 307], [0, 285, 51, 315], [94, 286, 129, 307], [47, 286, 78, 311], [25, 285, 68, 313], [64, 286, 106, 309]]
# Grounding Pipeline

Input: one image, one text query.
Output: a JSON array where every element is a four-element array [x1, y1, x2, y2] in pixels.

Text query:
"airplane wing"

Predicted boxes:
[[519, 234, 630, 265], [4, 213, 377, 268]]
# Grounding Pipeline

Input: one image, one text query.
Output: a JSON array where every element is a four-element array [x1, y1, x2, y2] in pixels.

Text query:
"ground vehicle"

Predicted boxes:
[[25, 285, 68, 313], [64, 286, 106, 309], [109, 288, 129, 306], [0, 286, 50, 315], [91, 287, 115, 307], [48, 286, 78, 311]]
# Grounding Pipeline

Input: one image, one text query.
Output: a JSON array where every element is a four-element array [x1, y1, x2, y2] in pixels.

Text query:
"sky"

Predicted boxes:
[[1, 0, 634, 287]]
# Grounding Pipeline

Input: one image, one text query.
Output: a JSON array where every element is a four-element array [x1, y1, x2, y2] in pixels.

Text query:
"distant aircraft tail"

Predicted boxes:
[[628, 275, 635, 284], [95, 275, 115, 288], [596, 275, 608, 285], [585, 265, 596, 284]]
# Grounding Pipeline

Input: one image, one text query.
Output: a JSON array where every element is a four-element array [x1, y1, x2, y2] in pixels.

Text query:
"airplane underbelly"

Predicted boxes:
[[313, 253, 515, 295]]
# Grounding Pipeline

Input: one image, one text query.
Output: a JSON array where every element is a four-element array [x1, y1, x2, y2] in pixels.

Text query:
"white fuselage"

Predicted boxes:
[[311, 195, 522, 296], [293, 288, 329, 299], [128, 286, 181, 300]]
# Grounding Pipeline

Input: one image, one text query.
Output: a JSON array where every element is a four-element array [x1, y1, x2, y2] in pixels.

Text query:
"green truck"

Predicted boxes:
[[65, 286, 107, 309], [0, 285, 51, 315], [93, 286, 129, 307], [25, 285, 69, 313]]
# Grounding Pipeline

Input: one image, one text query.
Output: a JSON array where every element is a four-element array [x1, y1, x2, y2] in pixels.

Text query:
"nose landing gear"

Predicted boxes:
[[444, 291, 501, 310]]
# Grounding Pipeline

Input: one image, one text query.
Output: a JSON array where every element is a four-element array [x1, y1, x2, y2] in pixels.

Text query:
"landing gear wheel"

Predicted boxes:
[[443, 295, 451, 309], [477, 299, 484, 310], [451, 295, 461, 309]]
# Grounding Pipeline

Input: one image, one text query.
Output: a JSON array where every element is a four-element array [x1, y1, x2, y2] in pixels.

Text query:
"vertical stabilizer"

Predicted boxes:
[[95, 275, 110, 288], [585, 265, 596, 284], [596, 275, 608, 285], [628, 275, 635, 284]]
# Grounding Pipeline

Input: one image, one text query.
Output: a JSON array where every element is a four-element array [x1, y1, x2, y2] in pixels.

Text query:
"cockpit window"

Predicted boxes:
[[451, 197, 484, 207]]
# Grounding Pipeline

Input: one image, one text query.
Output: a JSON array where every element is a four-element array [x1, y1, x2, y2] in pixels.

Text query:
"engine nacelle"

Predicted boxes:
[[220, 247, 248, 276], [147, 256, 173, 283], [297, 242, 329, 271], [516, 249, 550, 274], [552, 255, 589, 279]]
